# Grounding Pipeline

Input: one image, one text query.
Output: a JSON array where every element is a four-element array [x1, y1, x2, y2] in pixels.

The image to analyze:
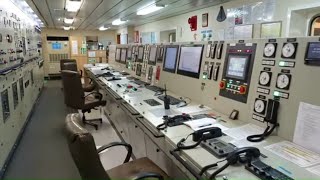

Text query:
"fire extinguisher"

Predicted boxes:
[[156, 66, 161, 81]]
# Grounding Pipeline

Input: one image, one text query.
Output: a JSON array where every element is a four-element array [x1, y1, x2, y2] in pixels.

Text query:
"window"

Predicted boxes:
[[309, 15, 320, 36]]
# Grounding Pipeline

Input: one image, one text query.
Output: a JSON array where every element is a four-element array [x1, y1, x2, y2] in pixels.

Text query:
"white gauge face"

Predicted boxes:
[[282, 43, 295, 58], [259, 72, 271, 86], [277, 74, 290, 89], [264, 43, 276, 57], [254, 99, 265, 113]]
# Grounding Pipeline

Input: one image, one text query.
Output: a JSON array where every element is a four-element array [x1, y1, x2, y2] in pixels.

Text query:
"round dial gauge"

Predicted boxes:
[[277, 74, 290, 89], [282, 43, 296, 58], [259, 72, 271, 86], [254, 99, 266, 114], [264, 43, 276, 57]]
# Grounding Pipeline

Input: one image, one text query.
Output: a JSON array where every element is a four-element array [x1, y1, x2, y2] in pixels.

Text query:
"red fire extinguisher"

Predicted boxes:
[[156, 66, 161, 81]]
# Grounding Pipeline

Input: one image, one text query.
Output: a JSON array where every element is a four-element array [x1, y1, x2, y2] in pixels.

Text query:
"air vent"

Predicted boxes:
[[47, 36, 69, 41]]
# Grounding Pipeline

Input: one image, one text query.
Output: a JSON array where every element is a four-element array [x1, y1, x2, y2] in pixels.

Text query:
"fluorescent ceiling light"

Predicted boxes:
[[63, 26, 71, 30], [66, 0, 82, 12], [112, 19, 127, 26], [99, 26, 110, 31], [137, 4, 165, 15], [64, 18, 74, 24]]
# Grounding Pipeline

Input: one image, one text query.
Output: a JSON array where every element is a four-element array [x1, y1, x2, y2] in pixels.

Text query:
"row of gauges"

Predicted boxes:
[[264, 42, 298, 59], [259, 71, 291, 90], [205, 42, 224, 59]]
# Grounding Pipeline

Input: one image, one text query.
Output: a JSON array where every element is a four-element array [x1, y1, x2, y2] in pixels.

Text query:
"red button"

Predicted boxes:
[[219, 81, 225, 89], [239, 86, 246, 94]]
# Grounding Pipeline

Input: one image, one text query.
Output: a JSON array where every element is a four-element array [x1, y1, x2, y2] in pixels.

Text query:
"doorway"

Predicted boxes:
[[117, 34, 121, 44], [309, 15, 320, 36]]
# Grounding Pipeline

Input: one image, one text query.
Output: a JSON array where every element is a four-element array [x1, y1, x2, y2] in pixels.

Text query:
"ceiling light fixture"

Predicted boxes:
[[137, 3, 165, 15], [64, 18, 74, 24], [63, 26, 71, 30], [112, 19, 127, 26], [66, 0, 82, 12], [99, 26, 110, 31]]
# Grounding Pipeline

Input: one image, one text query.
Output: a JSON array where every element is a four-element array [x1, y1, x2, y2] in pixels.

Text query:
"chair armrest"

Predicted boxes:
[[132, 172, 164, 180], [79, 70, 83, 77], [84, 92, 103, 100], [97, 142, 132, 163]]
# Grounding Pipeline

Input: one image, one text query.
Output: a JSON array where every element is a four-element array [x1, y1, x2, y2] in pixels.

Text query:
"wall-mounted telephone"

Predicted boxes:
[[247, 99, 280, 142], [175, 127, 222, 151], [202, 147, 261, 179]]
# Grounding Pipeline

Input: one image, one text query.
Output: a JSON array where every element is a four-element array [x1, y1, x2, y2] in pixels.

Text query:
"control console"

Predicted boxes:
[[219, 43, 257, 103]]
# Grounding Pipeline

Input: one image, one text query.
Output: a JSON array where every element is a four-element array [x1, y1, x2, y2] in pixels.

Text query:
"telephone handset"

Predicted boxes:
[[175, 127, 222, 151], [247, 99, 280, 142], [207, 147, 260, 179]]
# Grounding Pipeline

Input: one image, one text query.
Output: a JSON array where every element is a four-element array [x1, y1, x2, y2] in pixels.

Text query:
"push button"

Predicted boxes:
[[239, 86, 246, 94], [219, 81, 225, 89]]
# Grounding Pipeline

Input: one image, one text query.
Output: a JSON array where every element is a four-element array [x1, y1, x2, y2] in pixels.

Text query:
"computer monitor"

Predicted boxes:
[[148, 46, 157, 65], [120, 48, 127, 64], [305, 42, 320, 66], [115, 48, 121, 62], [177, 44, 204, 78], [163, 45, 179, 73], [225, 55, 250, 80], [137, 46, 144, 62]]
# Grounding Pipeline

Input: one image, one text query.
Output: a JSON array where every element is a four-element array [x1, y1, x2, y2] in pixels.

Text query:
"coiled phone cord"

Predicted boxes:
[[247, 123, 279, 142]]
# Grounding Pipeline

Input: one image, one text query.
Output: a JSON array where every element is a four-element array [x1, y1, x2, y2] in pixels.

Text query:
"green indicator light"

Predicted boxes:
[[203, 75, 207, 79], [227, 84, 231, 88], [279, 61, 285, 66], [274, 91, 280, 97]]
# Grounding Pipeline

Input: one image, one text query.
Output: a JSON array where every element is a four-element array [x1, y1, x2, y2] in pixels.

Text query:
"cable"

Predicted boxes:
[[180, 96, 191, 104], [247, 123, 279, 142], [199, 159, 226, 176]]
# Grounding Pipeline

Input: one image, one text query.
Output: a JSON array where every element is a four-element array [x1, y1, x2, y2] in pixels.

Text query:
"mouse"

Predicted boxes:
[[176, 101, 187, 108], [154, 91, 163, 96]]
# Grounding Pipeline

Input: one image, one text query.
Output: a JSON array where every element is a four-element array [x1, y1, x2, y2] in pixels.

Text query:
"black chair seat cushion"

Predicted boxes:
[[83, 84, 95, 92], [83, 99, 106, 111], [107, 157, 169, 179]]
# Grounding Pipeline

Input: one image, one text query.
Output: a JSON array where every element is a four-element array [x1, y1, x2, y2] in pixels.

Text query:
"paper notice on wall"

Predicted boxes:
[[88, 51, 96, 58], [293, 102, 320, 154], [72, 40, 78, 55], [224, 124, 265, 140], [264, 141, 320, 167], [307, 165, 320, 176]]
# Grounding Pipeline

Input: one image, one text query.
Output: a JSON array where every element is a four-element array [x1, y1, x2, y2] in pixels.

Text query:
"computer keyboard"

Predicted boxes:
[[158, 95, 181, 105], [143, 99, 161, 106], [145, 85, 164, 92]]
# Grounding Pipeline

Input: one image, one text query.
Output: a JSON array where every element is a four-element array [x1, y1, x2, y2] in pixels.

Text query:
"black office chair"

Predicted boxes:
[[65, 113, 168, 180], [61, 70, 106, 130]]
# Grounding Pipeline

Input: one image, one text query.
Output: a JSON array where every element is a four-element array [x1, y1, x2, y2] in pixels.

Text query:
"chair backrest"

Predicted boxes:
[[65, 114, 110, 180], [60, 59, 77, 71], [61, 70, 85, 109], [63, 62, 78, 72]]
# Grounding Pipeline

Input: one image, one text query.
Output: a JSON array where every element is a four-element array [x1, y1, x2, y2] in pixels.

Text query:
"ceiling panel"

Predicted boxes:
[[31, 0, 55, 27], [72, 0, 103, 28], [47, 0, 65, 28]]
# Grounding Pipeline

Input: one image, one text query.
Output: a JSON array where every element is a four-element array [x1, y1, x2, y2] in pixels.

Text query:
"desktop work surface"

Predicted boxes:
[[83, 64, 320, 180]]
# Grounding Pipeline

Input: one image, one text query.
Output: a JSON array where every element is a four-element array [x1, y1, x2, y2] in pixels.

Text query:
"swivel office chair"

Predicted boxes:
[[65, 113, 168, 180], [61, 70, 106, 130]]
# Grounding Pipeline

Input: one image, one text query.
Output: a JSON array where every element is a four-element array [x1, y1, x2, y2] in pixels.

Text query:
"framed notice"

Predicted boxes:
[[260, 21, 282, 38], [234, 24, 253, 39], [202, 13, 208, 27]]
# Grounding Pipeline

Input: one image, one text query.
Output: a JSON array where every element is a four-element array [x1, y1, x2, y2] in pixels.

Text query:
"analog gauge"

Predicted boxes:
[[254, 99, 266, 114], [259, 71, 272, 86], [264, 43, 277, 58], [281, 43, 297, 58], [276, 74, 291, 90]]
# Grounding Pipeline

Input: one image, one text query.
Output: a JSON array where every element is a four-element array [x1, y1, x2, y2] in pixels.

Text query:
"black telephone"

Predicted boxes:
[[247, 99, 279, 142], [156, 114, 192, 130], [175, 127, 222, 151], [207, 147, 261, 179]]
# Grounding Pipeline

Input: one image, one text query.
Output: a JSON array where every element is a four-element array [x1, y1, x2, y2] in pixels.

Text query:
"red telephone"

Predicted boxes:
[[188, 16, 197, 31]]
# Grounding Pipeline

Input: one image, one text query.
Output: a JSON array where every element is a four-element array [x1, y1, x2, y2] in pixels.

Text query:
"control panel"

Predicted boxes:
[[219, 43, 257, 103], [12, 82, 19, 109], [1, 89, 10, 122]]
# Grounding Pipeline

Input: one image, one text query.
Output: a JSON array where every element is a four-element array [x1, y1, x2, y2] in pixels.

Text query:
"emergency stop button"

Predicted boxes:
[[239, 85, 246, 94]]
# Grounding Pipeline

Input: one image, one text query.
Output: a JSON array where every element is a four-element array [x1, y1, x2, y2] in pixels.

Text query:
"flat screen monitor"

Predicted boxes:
[[137, 46, 144, 62], [115, 48, 121, 62], [120, 49, 127, 63], [225, 55, 249, 80], [148, 46, 157, 65], [177, 44, 204, 78], [305, 42, 320, 66], [163, 45, 179, 73], [52, 42, 62, 50]]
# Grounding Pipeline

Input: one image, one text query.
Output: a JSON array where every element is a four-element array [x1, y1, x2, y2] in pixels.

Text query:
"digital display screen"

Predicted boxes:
[[52, 43, 62, 50], [138, 46, 144, 61], [226, 55, 249, 80], [149, 46, 157, 64], [178, 46, 203, 73], [120, 49, 127, 63], [115, 48, 121, 61], [306, 42, 320, 60], [163, 46, 179, 72]]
